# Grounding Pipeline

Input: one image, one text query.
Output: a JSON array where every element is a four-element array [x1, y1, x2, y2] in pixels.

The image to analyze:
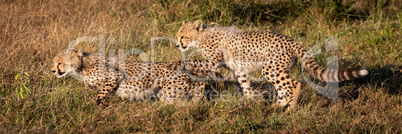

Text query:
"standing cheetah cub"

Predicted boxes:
[[51, 49, 205, 106], [175, 20, 368, 108]]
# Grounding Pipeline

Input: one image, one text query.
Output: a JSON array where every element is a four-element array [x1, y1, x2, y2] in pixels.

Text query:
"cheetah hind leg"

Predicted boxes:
[[157, 81, 175, 104], [262, 68, 301, 109], [288, 81, 301, 109], [190, 82, 205, 102], [270, 81, 301, 110], [234, 70, 265, 101]]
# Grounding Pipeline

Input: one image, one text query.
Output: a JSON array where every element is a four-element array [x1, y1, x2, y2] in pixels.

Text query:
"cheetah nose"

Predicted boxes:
[[51, 70, 56, 73], [176, 45, 180, 48]]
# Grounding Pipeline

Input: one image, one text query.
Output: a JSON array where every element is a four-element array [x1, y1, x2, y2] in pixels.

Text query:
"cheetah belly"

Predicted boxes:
[[225, 59, 263, 73], [245, 61, 264, 73], [115, 79, 160, 101]]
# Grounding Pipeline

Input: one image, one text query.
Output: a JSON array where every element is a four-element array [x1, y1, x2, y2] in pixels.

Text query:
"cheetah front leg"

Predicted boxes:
[[235, 70, 263, 101], [96, 72, 123, 107], [96, 81, 116, 106], [179, 49, 222, 80]]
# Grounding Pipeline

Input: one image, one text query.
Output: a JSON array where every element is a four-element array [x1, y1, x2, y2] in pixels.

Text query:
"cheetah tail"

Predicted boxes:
[[296, 48, 368, 82]]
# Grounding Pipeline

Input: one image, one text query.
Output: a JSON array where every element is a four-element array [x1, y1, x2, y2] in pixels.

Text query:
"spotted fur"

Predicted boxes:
[[51, 49, 205, 106], [175, 20, 368, 108]]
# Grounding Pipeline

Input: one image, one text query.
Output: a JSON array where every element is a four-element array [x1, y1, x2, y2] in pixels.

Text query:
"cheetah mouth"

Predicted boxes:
[[54, 68, 77, 78], [58, 72, 65, 75], [54, 71, 67, 78], [177, 45, 190, 52], [176, 45, 187, 49]]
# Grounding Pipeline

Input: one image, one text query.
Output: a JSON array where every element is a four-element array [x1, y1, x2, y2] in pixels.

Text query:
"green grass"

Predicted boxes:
[[0, 0, 401, 133]]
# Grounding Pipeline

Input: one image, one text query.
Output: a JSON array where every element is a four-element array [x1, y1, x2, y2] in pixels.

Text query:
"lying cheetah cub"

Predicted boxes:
[[176, 20, 368, 108], [51, 49, 205, 106]]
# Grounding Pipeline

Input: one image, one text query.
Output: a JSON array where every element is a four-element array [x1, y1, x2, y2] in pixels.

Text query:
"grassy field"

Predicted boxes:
[[1, 0, 401, 133]]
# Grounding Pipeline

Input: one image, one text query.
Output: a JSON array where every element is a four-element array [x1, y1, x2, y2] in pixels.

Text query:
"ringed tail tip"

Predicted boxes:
[[359, 69, 368, 76]]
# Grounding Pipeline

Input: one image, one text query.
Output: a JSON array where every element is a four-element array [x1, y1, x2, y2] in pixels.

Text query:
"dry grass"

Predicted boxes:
[[0, 0, 401, 133]]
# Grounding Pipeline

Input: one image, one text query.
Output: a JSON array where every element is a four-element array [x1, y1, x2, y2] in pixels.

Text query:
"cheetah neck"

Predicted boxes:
[[74, 53, 102, 75], [200, 26, 240, 49]]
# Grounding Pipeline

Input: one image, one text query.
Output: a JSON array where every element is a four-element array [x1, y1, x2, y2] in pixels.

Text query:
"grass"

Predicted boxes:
[[0, 0, 401, 133]]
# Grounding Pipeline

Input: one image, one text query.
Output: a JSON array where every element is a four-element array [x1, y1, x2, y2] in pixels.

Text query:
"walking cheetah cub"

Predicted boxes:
[[175, 20, 368, 108]]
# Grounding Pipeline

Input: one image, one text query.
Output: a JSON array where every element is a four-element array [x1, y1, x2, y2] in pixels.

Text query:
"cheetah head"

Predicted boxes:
[[176, 20, 205, 52], [51, 49, 85, 78]]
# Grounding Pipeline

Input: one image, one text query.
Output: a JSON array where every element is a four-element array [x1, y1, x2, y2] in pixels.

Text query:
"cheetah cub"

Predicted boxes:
[[175, 20, 368, 108], [51, 49, 205, 106]]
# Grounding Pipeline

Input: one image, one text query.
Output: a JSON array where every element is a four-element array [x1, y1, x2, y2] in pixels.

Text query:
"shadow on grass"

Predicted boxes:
[[367, 65, 402, 95], [193, 63, 401, 111], [314, 64, 402, 105]]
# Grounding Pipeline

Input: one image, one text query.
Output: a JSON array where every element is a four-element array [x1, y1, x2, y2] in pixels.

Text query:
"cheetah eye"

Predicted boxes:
[[181, 36, 191, 40]]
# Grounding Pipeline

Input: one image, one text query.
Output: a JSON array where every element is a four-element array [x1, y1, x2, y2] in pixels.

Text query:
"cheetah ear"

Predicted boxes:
[[77, 49, 84, 58], [194, 20, 204, 32], [77, 49, 89, 58], [182, 20, 188, 24]]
